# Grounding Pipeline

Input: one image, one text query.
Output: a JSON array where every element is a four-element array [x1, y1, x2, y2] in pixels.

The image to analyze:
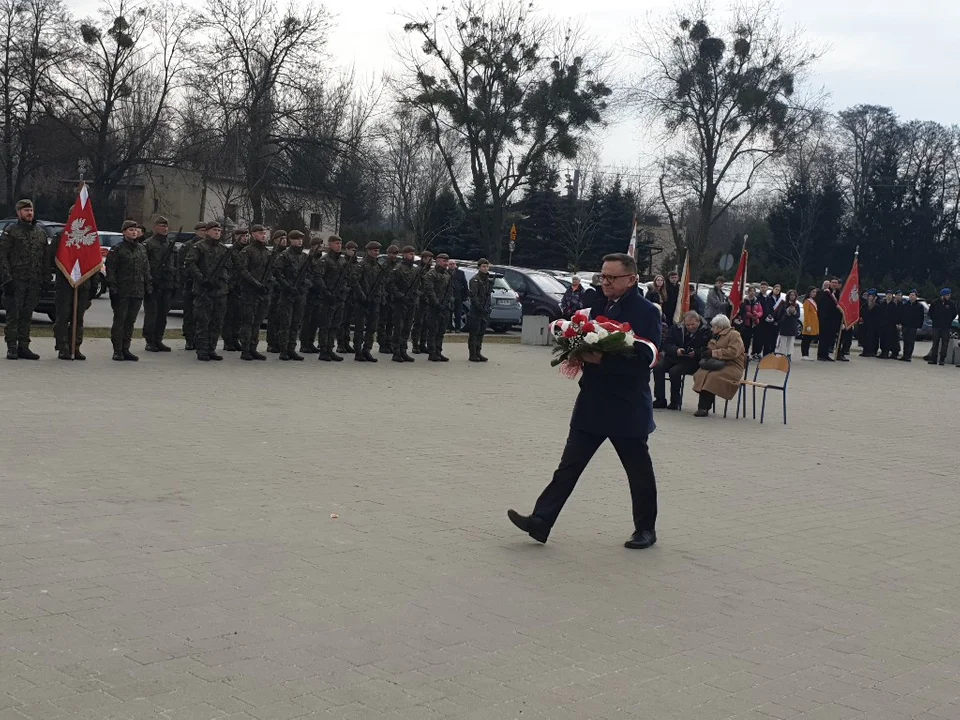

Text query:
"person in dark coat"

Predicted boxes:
[[858, 289, 881, 357], [899, 290, 925, 362], [816, 279, 842, 361], [507, 253, 662, 551], [926, 288, 958, 365], [756, 281, 779, 356], [450, 262, 468, 331], [653, 311, 711, 409], [662, 270, 680, 322], [878, 290, 902, 359]]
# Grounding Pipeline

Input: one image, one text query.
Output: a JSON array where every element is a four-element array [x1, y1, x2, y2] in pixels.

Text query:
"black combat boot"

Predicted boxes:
[[267, 345, 280, 353], [300, 343, 319, 354], [208, 351, 223, 361], [58, 349, 73, 360], [197, 353, 210, 361], [279, 351, 290, 361], [18, 343, 39, 360], [379, 344, 392, 354], [288, 347, 304, 361], [428, 353, 442, 362], [402, 350, 415, 362], [317, 349, 332, 361], [241, 349, 254, 361], [113, 348, 126, 361], [145, 341, 159, 352], [251, 347, 267, 360], [438, 350, 450, 362], [74, 347, 86, 361], [156, 342, 172, 352], [392, 352, 405, 362], [468, 350, 481, 362], [412, 344, 424, 354], [329, 349, 344, 362], [122, 349, 139, 361], [362, 349, 378, 363], [184, 340, 196, 351], [354, 352, 366, 362], [6, 343, 17, 359], [224, 341, 240, 352], [478, 352, 489, 362]]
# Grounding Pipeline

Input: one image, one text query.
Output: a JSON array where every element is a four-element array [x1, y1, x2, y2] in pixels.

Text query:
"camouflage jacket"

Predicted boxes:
[[425, 266, 454, 310], [274, 245, 311, 295], [380, 257, 399, 304], [0, 219, 47, 285], [390, 259, 424, 305], [226, 242, 249, 291], [238, 242, 273, 293], [354, 255, 387, 305], [185, 238, 230, 297], [177, 237, 200, 290], [105, 238, 152, 299], [144, 233, 177, 290], [318, 250, 349, 301], [344, 256, 362, 301], [468, 273, 493, 316]]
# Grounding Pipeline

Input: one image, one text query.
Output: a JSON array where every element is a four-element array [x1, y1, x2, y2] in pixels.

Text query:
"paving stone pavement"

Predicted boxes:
[[1, 339, 959, 720]]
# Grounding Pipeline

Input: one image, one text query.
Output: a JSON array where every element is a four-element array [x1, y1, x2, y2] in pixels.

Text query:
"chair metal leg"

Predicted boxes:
[[723, 399, 729, 418], [782, 391, 787, 425], [752, 385, 758, 420], [760, 388, 768, 424]]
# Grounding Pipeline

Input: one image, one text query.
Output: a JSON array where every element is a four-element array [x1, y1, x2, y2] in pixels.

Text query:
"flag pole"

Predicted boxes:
[[70, 286, 78, 358], [834, 246, 859, 360]]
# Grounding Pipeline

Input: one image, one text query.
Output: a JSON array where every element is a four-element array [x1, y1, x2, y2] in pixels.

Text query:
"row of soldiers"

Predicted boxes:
[[113, 218, 495, 363]]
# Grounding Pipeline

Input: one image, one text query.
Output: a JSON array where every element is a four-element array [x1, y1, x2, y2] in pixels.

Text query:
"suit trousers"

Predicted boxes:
[[532, 428, 657, 535], [929, 328, 951, 362], [901, 327, 917, 360], [142, 288, 173, 345], [653, 356, 696, 404], [3, 279, 40, 346], [111, 296, 143, 351]]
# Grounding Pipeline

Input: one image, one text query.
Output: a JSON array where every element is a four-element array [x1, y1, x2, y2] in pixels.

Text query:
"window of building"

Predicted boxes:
[[225, 203, 238, 222], [153, 197, 160, 213], [309, 213, 322, 231]]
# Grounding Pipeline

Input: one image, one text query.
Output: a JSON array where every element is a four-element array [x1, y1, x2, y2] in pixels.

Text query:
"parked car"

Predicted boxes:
[[0, 218, 65, 321], [460, 267, 522, 332], [490, 266, 565, 321]]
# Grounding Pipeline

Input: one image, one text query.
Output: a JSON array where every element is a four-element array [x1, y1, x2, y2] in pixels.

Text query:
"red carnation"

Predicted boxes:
[[582, 321, 595, 332], [572, 311, 589, 323], [620, 322, 631, 332], [562, 327, 577, 339]]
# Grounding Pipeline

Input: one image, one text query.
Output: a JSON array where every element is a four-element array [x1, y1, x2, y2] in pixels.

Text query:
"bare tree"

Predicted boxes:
[[632, 0, 823, 276]]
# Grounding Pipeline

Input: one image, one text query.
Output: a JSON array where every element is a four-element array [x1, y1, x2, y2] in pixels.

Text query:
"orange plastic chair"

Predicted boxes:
[[740, 353, 791, 424]]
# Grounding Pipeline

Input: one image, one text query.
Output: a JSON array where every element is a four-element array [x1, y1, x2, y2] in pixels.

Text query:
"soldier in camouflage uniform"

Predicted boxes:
[[141, 216, 176, 352], [237, 225, 272, 361], [336, 240, 360, 354], [272, 230, 311, 361], [0, 199, 48, 359], [220, 227, 250, 351], [178, 222, 207, 351], [377, 244, 400, 354], [467, 258, 493, 362], [424, 252, 453, 362], [410, 250, 434, 353], [298, 236, 327, 354], [105, 220, 152, 361], [389, 245, 423, 363], [185, 221, 230, 361], [52, 228, 96, 361], [351, 241, 387, 362], [266, 230, 288, 352], [317, 235, 349, 362]]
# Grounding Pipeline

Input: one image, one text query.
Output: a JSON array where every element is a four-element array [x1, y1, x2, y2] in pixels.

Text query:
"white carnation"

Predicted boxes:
[[583, 331, 600, 345], [623, 333, 636, 346], [595, 326, 609, 338]]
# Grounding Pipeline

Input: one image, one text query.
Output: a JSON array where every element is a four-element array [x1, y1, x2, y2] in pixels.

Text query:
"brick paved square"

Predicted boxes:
[[1, 339, 958, 719]]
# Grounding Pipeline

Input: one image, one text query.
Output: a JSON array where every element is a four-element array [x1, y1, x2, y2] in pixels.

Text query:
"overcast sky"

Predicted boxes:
[[75, 0, 960, 172]]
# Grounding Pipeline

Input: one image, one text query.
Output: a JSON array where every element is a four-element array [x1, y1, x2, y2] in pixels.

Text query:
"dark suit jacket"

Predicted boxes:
[[570, 286, 663, 438], [663, 321, 711, 363]]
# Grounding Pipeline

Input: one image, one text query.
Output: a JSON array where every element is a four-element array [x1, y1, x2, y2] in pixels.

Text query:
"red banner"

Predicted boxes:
[[55, 184, 102, 287], [729, 245, 749, 319], [838, 255, 860, 327], [673, 252, 690, 324]]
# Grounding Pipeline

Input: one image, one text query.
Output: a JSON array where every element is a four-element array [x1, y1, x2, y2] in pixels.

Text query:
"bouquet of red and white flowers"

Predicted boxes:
[[549, 311, 655, 378]]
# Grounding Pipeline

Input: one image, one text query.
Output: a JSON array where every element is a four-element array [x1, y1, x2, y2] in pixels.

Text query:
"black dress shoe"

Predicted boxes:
[[624, 530, 657, 550], [652, 399, 668, 409], [507, 509, 548, 544]]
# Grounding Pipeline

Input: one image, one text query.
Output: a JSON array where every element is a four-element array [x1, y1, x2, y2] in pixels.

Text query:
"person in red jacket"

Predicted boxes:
[[733, 284, 763, 358]]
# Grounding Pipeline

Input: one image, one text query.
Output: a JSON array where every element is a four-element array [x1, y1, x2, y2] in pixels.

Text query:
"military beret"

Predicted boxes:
[[250, 224, 266, 233], [477, 257, 490, 265], [232, 227, 249, 237], [345, 240, 358, 249], [121, 220, 138, 231], [288, 230, 305, 240], [365, 241, 382, 250], [866, 288, 877, 296], [909, 289, 918, 295], [941, 288, 952, 296], [271, 230, 287, 241], [327, 234, 343, 244], [15, 199, 33, 210], [386, 245, 400, 253], [310, 236, 324, 248], [153, 216, 169, 226], [420, 250, 434, 259], [400, 245, 416, 253], [194, 222, 207, 230], [205, 221, 221, 230], [436, 253, 450, 260]]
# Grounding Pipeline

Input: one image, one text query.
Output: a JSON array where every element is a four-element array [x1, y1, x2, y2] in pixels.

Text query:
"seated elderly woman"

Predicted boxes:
[[691, 314, 747, 418]]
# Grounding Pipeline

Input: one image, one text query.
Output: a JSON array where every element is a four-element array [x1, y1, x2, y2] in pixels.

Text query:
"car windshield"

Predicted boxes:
[[530, 272, 567, 295], [492, 277, 512, 292]]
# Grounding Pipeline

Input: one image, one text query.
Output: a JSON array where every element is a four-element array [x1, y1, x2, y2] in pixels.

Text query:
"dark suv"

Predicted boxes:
[[490, 265, 565, 321], [0, 218, 65, 321]]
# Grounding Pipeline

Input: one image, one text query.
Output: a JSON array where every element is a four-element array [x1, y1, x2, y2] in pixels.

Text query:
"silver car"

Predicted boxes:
[[461, 267, 523, 332]]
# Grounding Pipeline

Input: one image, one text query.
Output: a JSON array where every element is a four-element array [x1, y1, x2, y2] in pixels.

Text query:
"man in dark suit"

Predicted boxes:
[[507, 253, 663, 550]]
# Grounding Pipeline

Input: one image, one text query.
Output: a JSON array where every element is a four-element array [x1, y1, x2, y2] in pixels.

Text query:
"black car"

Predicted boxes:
[[490, 266, 566, 321], [0, 218, 66, 321]]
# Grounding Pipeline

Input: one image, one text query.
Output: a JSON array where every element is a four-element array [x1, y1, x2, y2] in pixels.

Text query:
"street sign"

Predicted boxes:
[[509, 240, 516, 253], [510, 224, 517, 242], [719, 253, 734, 272]]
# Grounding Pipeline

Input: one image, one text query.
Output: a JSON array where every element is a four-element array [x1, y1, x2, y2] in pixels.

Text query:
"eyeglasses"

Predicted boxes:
[[599, 273, 634, 283]]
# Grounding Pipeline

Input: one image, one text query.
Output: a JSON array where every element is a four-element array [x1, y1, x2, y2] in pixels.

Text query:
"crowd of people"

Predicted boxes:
[[0, 202, 495, 363]]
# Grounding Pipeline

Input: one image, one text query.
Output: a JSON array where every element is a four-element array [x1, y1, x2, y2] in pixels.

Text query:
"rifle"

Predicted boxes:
[[285, 247, 313, 295], [365, 260, 387, 304], [197, 241, 232, 290], [156, 226, 181, 285], [400, 261, 430, 302], [258, 241, 281, 285]]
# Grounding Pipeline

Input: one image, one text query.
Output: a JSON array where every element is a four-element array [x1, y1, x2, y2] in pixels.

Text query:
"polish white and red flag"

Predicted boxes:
[[55, 183, 102, 286]]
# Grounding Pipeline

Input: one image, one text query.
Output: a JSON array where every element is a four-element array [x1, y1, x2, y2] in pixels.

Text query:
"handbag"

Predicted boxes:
[[699, 358, 725, 371]]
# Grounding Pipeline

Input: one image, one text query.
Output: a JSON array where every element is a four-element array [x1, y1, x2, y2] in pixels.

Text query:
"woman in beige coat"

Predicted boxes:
[[692, 314, 746, 417]]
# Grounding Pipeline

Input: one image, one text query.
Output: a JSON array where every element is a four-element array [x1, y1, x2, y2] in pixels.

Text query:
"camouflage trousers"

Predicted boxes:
[[2, 279, 40, 347], [221, 289, 243, 346], [54, 277, 92, 352], [193, 292, 227, 356], [266, 287, 282, 348], [337, 298, 355, 348], [111, 296, 143, 352], [275, 291, 306, 352], [181, 285, 196, 344], [299, 292, 322, 349], [410, 299, 428, 347], [377, 300, 394, 351], [318, 298, 345, 352], [142, 287, 173, 346], [426, 307, 452, 354], [238, 291, 269, 351], [390, 302, 417, 351], [352, 300, 380, 353]]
